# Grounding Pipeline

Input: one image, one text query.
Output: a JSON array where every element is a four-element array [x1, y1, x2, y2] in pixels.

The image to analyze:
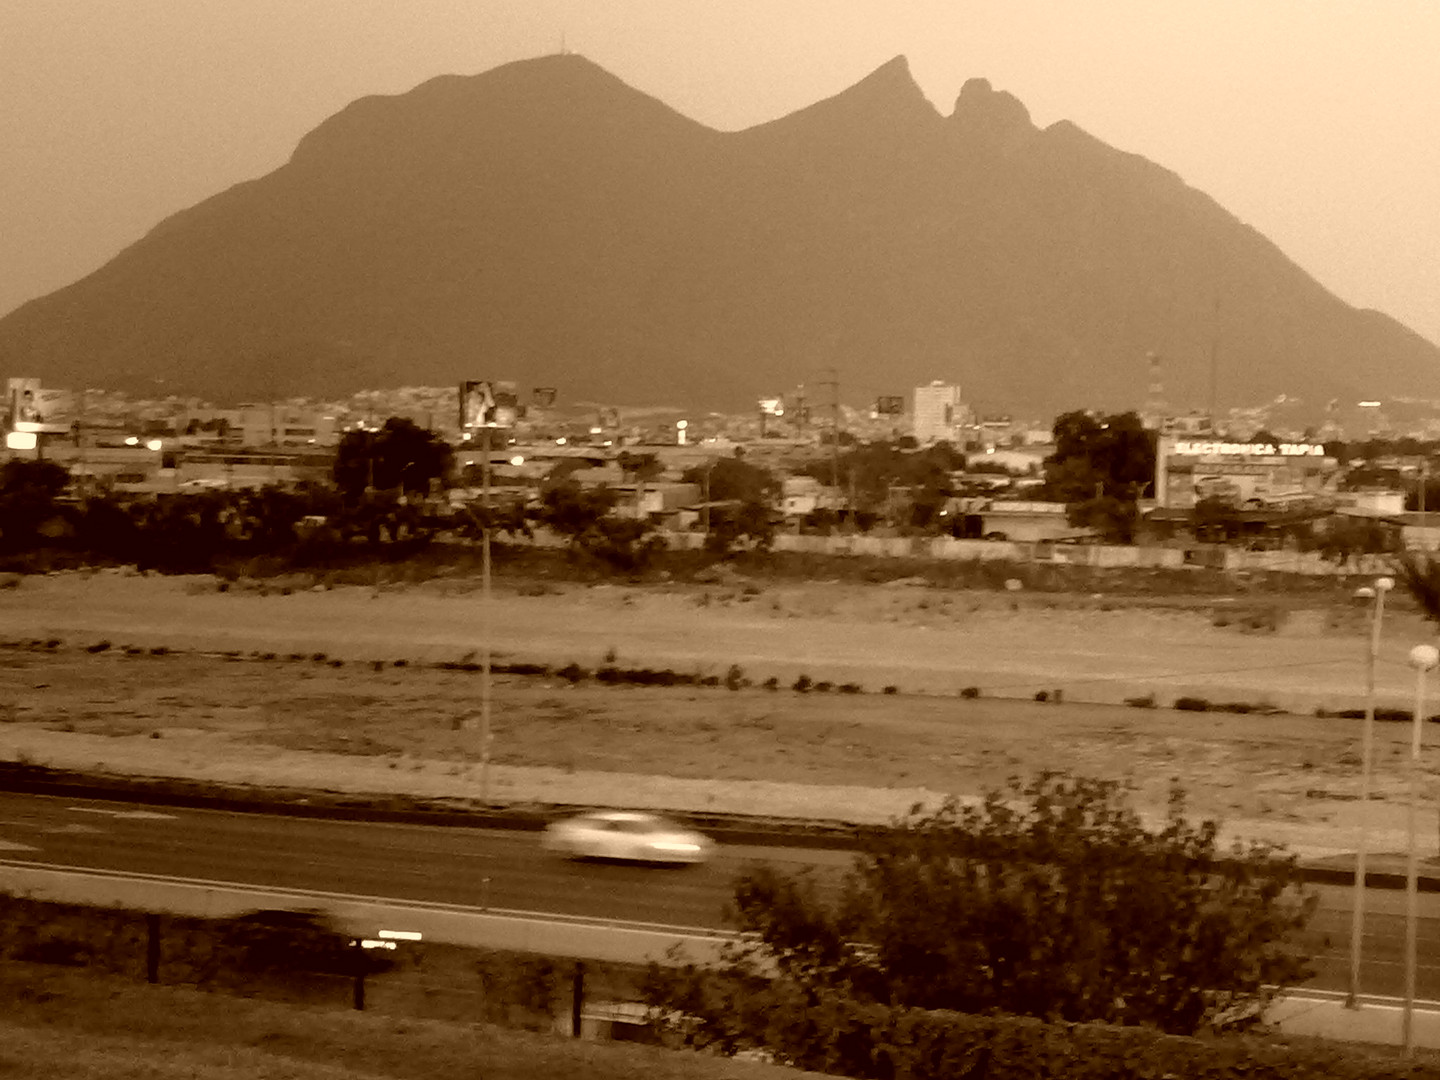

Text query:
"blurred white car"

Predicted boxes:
[[542, 811, 714, 866]]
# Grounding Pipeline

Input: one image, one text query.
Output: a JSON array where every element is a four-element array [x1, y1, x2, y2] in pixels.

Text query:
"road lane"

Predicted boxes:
[[3, 790, 1439, 999]]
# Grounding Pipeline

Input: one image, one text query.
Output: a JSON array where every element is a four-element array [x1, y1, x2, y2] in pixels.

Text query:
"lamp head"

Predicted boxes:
[[1409, 644, 1440, 672]]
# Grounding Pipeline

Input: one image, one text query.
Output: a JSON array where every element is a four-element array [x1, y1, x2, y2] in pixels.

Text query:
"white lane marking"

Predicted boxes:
[[0, 838, 39, 852], [44, 824, 105, 835], [67, 807, 176, 821]]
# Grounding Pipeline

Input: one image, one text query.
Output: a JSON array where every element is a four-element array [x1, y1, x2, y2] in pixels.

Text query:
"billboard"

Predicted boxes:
[[874, 395, 905, 416], [459, 380, 519, 429], [1155, 436, 1336, 510], [532, 387, 557, 408], [7, 378, 73, 434]]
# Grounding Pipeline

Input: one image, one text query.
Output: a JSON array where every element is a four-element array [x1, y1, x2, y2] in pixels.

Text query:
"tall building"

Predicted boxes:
[[911, 381, 967, 445]]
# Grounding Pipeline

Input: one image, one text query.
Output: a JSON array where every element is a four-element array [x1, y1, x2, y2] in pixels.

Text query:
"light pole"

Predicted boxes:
[[1403, 642, 1439, 1056], [479, 424, 493, 804], [1348, 575, 1394, 1009]]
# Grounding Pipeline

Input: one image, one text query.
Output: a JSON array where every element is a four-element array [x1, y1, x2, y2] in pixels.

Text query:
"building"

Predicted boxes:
[[911, 382, 968, 446], [237, 405, 339, 448]]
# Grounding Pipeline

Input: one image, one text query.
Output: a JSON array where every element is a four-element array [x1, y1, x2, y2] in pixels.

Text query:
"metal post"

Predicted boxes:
[[145, 913, 160, 984], [702, 462, 711, 535], [1403, 643, 1438, 1055], [1348, 578, 1391, 1008], [480, 425, 492, 804], [571, 961, 585, 1038]]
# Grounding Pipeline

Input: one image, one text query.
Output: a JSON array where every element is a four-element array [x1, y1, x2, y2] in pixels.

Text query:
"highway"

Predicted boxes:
[[2, 790, 1438, 1000]]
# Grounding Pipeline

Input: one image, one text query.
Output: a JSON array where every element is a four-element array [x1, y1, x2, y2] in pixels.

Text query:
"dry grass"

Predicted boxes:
[[0, 963, 812, 1079]]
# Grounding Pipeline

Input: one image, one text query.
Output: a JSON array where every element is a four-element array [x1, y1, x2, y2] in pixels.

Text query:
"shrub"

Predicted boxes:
[[882, 685, 898, 695], [648, 773, 1316, 1047], [839, 683, 863, 694], [1175, 696, 1211, 712], [1035, 691, 1049, 702], [792, 674, 812, 694], [813, 681, 832, 693], [85, 641, 111, 654], [725, 664, 745, 691], [556, 662, 587, 684], [311, 652, 327, 663], [1125, 694, 1157, 709], [959, 686, 980, 699], [762, 676, 780, 691]]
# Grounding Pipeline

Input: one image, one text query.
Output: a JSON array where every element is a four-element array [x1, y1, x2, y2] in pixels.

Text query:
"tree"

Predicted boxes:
[[796, 440, 961, 527], [681, 458, 780, 556], [533, 480, 664, 573], [646, 772, 1315, 1055], [0, 459, 71, 551], [333, 418, 453, 499], [1042, 411, 1156, 543], [1314, 516, 1398, 567]]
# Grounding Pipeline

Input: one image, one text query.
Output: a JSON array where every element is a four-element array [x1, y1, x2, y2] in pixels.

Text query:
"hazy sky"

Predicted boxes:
[[4, 1, 1438, 348]]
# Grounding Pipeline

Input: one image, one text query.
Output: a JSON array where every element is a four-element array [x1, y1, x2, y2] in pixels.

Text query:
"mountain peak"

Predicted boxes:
[[836, 55, 935, 116], [744, 54, 938, 139], [950, 77, 1035, 149]]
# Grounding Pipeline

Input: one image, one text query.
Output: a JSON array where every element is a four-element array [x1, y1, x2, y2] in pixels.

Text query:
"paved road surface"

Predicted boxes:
[[1, 790, 1436, 1000]]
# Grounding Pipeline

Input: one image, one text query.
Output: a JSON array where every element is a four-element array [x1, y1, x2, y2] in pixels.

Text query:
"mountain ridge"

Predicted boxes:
[[0, 53, 1433, 419]]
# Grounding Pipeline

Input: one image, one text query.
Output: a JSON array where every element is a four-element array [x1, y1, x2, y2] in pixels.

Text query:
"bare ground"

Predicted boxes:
[[2, 570, 1440, 856]]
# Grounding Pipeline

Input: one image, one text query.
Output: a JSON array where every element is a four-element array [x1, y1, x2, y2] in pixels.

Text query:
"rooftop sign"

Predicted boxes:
[[1173, 441, 1324, 458]]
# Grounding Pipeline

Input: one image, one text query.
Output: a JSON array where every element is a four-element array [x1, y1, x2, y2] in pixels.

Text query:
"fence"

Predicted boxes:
[[0, 890, 650, 1041]]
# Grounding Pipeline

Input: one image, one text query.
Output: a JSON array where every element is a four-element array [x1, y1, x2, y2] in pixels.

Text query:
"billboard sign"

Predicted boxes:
[[7, 378, 73, 434], [459, 380, 519, 429], [875, 395, 905, 416]]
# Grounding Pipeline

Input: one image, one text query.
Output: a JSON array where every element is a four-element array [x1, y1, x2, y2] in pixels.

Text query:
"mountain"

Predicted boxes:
[[1, 53, 1435, 418]]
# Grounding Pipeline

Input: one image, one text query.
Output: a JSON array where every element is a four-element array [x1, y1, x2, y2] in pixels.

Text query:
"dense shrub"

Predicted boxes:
[[648, 773, 1315, 1047], [1175, 696, 1211, 712], [643, 984, 1436, 1079]]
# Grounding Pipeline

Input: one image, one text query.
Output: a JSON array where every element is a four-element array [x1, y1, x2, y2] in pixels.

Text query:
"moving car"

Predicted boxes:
[[542, 811, 714, 866]]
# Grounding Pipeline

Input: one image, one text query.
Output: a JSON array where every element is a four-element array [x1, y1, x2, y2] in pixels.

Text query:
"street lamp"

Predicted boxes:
[[1348, 575, 1394, 1008], [1403, 641, 1439, 1056]]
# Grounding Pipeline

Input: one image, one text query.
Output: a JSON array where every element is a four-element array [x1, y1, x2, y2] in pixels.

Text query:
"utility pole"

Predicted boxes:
[[819, 368, 841, 496], [1207, 296, 1221, 431], [480, 424, 493, 804]]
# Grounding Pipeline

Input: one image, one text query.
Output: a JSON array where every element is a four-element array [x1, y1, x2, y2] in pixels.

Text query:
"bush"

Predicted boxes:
[[644, 984, 1427, 1079], [556, 662, 587, 684], [1125, 694, 1157, 709], [647, 773, 1316, 1044], [792, 674, 812, 694], [762, 677, 780, 691], [1175, 696, 1211, 712], [959, 686, 980, 699]]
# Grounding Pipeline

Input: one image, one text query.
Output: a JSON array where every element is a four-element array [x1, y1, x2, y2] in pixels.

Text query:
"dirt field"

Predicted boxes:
[[3, 569, 1440, 858]]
